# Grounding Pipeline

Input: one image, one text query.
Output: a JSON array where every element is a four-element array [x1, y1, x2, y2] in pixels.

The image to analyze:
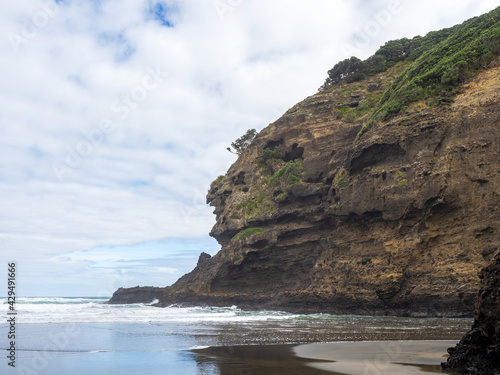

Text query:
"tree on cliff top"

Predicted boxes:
[[227, 129, 257, 155]]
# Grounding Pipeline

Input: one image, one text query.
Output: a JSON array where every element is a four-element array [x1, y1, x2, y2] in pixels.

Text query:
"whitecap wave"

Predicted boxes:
[[0, 297, 306, 324]]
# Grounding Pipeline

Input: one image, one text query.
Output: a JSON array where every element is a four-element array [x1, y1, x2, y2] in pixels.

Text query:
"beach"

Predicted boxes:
[[295, 341, 454, 374], [193, 341, 455, 374], [1, 298, 468, 374]]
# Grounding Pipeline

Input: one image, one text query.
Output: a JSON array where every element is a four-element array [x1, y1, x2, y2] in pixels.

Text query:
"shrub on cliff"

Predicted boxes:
[[210, 175, 225, 190], [360, 7, 500, 137], [227, 129, 257, 155], [232, 227, 265, 242], [258, 146, 283, 174], [231, 158, 304, 221], [269, 159, 304, 187], [319, 6, 500, 138], [261, 146, 282, 162]]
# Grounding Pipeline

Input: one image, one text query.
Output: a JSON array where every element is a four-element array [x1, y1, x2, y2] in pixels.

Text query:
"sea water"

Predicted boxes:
[[0, 297, 471, 375]]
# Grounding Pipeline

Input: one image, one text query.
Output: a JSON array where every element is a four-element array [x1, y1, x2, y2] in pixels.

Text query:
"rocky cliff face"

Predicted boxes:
[[108, 59, 500, 317], [442, 250, 500, 374]]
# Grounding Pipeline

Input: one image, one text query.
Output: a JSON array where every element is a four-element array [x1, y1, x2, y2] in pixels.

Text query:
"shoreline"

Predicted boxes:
[[107, 289, 475, 318], [192, 340, 456, 374]]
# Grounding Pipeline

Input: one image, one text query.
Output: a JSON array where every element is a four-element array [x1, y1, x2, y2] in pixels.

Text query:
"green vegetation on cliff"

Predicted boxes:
[[230, 149, 304, 220], [266, 159, 304, 187], [210, 175, 225, 189], [334, 91, 382, 123], [232, 227, 265, 242], [233, 193, 277, 220], [227, 129, 257, 154], [320, 6, 500, 138]]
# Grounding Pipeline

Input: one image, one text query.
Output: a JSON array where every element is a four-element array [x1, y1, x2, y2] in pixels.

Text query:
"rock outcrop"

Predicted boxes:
[[108, 59, 500, 316], [106, 286, 162, 304], [108, 9, 500, 317], [442, 251, 500, 374]]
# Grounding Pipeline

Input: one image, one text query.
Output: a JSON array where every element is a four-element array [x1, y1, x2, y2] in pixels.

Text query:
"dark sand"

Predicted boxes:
[[192, 345, 334, 374], [294, 341, 455, 374], [193, 341, 455, 374]]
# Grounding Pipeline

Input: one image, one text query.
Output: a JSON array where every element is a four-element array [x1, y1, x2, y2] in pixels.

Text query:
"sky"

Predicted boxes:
[[0, 0, 498, 297]]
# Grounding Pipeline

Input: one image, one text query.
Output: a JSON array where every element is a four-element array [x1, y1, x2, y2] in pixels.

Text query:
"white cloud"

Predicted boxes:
[[0, 0, 497, 296]]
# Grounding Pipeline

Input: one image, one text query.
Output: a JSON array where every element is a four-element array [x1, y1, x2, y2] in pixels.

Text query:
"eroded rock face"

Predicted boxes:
[[106, 286, 162, 304], [109, 63, 500, 317], [442, 251, 500, 374]]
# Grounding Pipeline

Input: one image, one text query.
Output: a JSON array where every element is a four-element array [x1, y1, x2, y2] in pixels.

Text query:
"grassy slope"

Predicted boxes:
[[320, 6, 500, 139]]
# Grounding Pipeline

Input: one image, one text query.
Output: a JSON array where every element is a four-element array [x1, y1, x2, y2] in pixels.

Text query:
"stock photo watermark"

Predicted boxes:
[[6, 262, 17, 368], [15, 325, 80, 375], [340, 0, 403, 58], [177, 157, 236, 225], [7, 0, 60, 54], [51, 65, 169, 182], [9, 272, 129, 375], [4, 261, 79, 375], [213, 0, 245, 21], [363, 341, 414, 375]]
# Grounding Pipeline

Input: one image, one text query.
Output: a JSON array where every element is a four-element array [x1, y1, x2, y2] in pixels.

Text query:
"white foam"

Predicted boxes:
[[0, 297, 300, 324]]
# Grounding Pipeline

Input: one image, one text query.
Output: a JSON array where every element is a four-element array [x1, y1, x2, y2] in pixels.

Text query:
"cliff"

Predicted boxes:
[[442, 250, 500, 374], [108, 9, 500, 317]]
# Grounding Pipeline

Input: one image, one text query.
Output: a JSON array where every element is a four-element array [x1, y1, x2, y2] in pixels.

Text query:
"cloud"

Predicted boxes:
[[0, 0, 498, 296]]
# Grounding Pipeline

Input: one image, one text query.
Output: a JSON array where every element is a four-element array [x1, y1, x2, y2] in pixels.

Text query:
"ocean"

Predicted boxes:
[[1, 297, 471, 374]]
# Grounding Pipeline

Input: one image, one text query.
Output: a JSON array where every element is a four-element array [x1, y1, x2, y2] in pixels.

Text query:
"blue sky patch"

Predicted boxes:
[[97, 32, 136, 62], [131, 180, 149, 187], [29, 145, 45, 159], [148, 2, 176, 27]]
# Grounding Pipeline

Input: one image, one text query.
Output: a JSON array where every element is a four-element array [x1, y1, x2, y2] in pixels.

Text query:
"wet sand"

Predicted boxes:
[[193, 341, 455, 374], [192, 344, 336, 374], [294, 340, 455, 374]]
